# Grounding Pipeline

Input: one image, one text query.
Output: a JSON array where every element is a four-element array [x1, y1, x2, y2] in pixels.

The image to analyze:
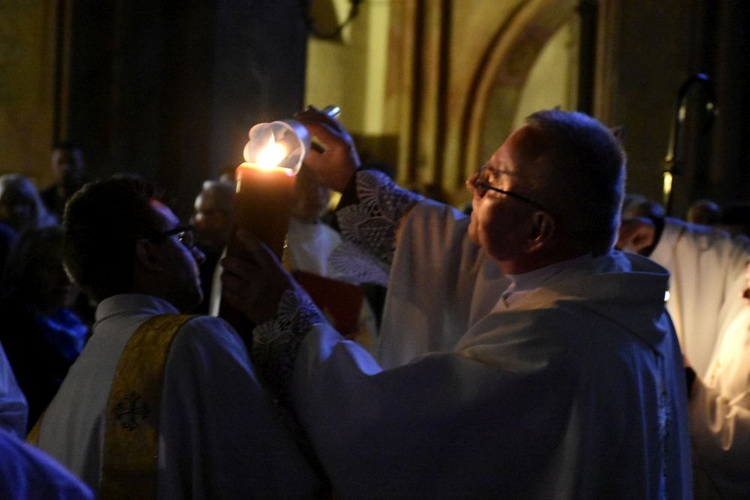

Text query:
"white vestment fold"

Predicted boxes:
[[35, 294, 323, 498]]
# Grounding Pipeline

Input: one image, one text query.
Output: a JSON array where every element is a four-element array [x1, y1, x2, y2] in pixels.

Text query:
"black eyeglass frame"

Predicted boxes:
[[472, 166, 550, 213], [151, 224, 196, 249]]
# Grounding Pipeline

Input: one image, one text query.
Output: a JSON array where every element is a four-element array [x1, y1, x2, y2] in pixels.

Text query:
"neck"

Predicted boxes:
[[498, 249, 593, 276]]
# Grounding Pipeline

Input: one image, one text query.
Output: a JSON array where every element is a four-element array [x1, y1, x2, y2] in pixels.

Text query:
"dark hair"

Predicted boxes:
[[63, 175, 164, 302], [525, 109, 626, 253]]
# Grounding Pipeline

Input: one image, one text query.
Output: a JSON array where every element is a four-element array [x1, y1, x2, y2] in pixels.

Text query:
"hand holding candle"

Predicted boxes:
[[220, 106, 341, 339]]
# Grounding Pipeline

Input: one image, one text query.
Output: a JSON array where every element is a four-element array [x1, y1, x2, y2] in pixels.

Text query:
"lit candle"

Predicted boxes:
[[230, 162, 295, 259], [220, 106, 340, 339], [220, 130, 299, 339]]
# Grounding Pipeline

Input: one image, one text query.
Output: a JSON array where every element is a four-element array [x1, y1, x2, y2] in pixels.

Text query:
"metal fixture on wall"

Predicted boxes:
[[301, 0, 363, 40], [662, 73, 718, 215]]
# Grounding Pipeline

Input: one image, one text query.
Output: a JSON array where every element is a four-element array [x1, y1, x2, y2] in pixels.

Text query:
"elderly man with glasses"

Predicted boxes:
[[222, 108, 692, 498], [31, 176, 326, 498]]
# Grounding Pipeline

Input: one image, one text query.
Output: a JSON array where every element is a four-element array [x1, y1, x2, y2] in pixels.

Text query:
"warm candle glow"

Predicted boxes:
[[256, 137, 289, 169]]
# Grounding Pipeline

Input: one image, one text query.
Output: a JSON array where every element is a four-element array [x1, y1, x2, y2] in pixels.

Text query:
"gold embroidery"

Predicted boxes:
[[100, 314, 194, 499]]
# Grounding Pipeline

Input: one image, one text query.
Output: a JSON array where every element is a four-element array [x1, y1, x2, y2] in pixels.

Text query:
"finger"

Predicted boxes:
[[295, 106, 343, 131], [234, 229, 282, 268], [300, 121, 346, 150]]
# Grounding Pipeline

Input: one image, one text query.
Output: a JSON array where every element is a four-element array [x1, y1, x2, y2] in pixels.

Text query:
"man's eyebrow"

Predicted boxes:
[[487, 163, 519, 180]]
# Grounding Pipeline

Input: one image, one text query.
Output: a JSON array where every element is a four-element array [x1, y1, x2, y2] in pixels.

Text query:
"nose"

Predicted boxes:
[[191, 245, 206, 264]]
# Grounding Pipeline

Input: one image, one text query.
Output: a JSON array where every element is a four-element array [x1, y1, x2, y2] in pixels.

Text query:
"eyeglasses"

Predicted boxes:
[[152, 225, 196, 249], [472, 165, 549, 213]]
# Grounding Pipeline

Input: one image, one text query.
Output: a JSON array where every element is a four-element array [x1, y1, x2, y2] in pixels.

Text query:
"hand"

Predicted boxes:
[[221, 230, 298, 326], [617, 217, 656, 254], [295, 105, 360, 192]]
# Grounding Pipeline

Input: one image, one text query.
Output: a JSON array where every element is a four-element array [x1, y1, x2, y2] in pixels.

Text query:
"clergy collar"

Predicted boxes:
[[505, 253, 597, 294]]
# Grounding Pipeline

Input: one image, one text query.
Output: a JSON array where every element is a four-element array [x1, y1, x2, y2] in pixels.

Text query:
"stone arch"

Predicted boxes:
[[456, 0, 579, 194]]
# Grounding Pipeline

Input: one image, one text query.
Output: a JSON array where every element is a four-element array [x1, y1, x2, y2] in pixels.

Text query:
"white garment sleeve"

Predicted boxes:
[[336, 169, 423, 264], [159, 315, 325, 499], [689, 377, 750, 496], [650, 218, 750, 375]]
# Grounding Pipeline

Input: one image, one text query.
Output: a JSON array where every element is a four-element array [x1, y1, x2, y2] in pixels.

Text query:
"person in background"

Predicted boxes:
[[40, 142, 88, 221], [619, 204, 750, 498], [618, 198, 750, 378], [221, 108, 692, 498], [190, 179, 235, 314], [0, 174, 57, 234], [0, 226, 89, 430], [686, 262, 750, 498]]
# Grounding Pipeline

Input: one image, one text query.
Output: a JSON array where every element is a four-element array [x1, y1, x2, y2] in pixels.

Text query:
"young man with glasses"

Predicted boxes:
[[31, 176, 325, 497], [222, 108, 692, 497]]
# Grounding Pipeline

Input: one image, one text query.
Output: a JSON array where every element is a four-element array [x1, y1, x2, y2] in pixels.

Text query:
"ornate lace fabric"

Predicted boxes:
[[253, 170, 422, 392], [253, 289, 324, 396], [336, 170, 423, 265]]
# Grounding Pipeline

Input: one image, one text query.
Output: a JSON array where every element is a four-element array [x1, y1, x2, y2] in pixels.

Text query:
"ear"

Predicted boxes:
[[526, 211, 555, 252], [135, 238, 166, 272]]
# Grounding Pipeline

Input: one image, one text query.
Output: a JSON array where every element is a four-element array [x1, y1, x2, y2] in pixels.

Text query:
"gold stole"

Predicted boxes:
[[100, 313, 195, 499], [27, 314, 195, 498]]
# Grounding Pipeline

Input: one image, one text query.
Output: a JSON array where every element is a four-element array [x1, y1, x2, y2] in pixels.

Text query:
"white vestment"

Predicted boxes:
[[377, 202, 507, 368], [689, 307, 750, 498], [35, 294, 323, 498], [287, 218, 344, 279], [650, 218, 750, 375], [278, 198, 692, 498], [647, 218, 750, 498], [0, 340, 27, 438]]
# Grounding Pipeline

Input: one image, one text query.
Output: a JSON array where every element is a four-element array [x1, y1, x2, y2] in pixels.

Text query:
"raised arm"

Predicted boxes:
[[296, 107, 423, 264]]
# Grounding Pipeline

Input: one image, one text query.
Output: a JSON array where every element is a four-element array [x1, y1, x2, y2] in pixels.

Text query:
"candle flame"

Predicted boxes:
[[256, 136, 288, 169]]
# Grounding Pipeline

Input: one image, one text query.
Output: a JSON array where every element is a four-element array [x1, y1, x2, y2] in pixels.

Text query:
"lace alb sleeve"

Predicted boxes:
[[252, 289, 325, 397], [336, 170, 423, 264]]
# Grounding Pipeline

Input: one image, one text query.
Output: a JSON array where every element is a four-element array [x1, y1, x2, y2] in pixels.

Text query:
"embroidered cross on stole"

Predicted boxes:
[[100, 313, 195, 499]]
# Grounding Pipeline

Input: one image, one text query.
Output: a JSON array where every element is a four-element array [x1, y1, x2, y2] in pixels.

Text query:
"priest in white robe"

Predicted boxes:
[[222, 108, 693, 498]]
